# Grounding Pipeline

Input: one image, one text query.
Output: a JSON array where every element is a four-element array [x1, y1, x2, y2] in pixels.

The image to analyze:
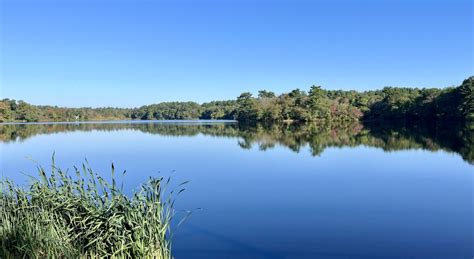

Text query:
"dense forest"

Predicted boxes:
[[1, 76, 472, 123]]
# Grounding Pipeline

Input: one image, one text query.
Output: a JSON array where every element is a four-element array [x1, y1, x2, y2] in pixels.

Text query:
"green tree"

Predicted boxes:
[[258, 90, 276, 99], [458, 76, 474, 121], [236, 92, 259, 121], [16, 101, 40, 122], [307, 85, 331, 121]]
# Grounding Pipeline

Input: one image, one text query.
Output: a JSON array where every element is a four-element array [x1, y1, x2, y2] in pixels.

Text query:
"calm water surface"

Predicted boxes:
[[0, 121, 473, 259]]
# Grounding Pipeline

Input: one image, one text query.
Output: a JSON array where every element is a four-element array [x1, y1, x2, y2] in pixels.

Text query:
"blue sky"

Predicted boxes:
[[0, 0, 472, 107]]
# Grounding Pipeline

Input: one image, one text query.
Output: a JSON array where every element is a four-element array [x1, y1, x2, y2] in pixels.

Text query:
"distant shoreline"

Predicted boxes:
[[1, 76, 472, 124]]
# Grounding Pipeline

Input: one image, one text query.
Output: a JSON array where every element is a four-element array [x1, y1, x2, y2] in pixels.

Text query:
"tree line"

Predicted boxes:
[[234, 76, 473, 122], [1, 76, 472, 123]]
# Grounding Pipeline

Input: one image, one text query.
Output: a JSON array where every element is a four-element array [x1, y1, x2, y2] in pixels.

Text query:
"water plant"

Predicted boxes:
[[0, 158, 184, 258]]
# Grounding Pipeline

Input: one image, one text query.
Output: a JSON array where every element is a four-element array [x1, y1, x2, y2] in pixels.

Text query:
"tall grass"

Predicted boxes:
[[0, 158, 185, 258]]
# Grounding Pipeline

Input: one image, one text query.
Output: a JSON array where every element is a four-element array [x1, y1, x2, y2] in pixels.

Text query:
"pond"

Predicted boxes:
[[0, 121, 472, 258]]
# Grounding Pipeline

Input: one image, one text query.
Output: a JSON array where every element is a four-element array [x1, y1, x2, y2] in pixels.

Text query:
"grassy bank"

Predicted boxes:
[[0, 160, 180, 258]]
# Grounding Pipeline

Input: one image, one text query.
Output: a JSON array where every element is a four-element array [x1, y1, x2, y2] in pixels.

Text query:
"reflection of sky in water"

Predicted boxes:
[[0, 123, 472, 258]]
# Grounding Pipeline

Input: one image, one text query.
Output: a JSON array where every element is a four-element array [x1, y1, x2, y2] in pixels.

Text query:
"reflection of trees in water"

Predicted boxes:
[[0, 121, 472, 164], [364, 121, 473, 164]]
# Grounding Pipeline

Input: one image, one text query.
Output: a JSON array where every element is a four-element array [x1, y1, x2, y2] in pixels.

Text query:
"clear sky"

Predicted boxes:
[[0, 0, 472, 107]]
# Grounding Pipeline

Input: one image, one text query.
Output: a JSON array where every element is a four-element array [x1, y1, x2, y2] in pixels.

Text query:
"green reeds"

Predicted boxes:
[[0, 158, 184, 258]]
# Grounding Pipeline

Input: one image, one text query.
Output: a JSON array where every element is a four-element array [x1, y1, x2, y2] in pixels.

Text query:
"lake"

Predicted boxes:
[[0, 121, 472, 259]]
